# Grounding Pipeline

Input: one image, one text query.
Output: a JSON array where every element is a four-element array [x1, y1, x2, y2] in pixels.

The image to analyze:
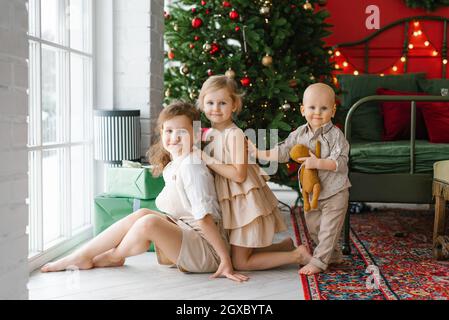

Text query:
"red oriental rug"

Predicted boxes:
[[290, 207, 449, 300]]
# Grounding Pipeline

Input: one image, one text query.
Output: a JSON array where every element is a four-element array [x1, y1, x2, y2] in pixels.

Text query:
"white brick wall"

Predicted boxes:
[[0, 0, 29, 300], [112, 0, 164, 159], [148, 0, 164, 153], [93, 0, 164, 195]]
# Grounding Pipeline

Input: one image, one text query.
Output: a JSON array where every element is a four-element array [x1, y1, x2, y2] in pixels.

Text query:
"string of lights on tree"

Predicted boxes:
[[329, 20, 448, 81]]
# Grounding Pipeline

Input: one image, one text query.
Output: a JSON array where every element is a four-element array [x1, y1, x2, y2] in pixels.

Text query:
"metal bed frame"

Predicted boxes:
[[342, 95, 449, 254], [333, 15, 449, 254]]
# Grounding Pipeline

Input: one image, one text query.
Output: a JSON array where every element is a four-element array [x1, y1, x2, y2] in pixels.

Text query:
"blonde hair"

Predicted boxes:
[[197, 75, 244, 114], [147, 100, 200, 176]]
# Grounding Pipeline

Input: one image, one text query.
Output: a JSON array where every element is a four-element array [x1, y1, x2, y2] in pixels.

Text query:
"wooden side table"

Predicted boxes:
[[432, 160, 449, 260]]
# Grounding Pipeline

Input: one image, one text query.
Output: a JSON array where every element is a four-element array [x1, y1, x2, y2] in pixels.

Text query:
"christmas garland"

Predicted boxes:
[[404, 0, 449, 11]]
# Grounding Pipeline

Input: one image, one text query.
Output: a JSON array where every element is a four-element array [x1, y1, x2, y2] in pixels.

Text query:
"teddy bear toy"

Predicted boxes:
[[289, 141, 321, 212]]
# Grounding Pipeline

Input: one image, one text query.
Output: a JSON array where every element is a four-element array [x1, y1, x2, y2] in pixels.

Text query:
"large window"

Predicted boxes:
[[27, 0, 93, 269]]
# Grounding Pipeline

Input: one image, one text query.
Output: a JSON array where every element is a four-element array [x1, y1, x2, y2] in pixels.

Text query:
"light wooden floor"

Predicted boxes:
[[28, 188, 305, 300]]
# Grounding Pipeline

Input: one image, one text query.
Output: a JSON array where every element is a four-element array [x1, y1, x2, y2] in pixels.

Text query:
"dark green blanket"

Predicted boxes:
[[350, 140, 449, 174]]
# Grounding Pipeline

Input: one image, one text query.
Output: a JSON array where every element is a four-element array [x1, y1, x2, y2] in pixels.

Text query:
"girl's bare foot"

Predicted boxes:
[[299, 263, 322, 275], [40, 253, 93, 273], [92, 249, 125, 268], [295, 245, 312, 265]]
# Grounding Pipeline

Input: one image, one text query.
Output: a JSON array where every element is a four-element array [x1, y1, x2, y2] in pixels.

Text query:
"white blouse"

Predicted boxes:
[[155, 152, 222, 222]]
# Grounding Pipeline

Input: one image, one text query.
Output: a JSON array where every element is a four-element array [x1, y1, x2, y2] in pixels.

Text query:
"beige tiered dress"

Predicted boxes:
[[207, 123, 287, 248]]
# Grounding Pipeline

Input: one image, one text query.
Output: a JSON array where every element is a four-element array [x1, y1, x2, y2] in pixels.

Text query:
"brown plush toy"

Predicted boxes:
[[289, 141, 321, 212]]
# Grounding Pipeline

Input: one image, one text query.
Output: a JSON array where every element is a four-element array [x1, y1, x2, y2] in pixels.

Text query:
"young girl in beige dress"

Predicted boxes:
[[41, 101, 248, 283], [197, 75, 310, 271]]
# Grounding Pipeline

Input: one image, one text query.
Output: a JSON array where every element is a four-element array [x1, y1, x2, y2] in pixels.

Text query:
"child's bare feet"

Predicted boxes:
[[40, 253, 93, 273], [299, 263, 322, 275], [92, 249, 125, 268], [295, 245, 312, 265]]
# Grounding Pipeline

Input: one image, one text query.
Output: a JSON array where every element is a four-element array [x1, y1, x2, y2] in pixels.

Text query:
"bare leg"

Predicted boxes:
[[231, 244, 312, 271], [253, 237, 295, 253], [41, 208, 159, 272], [93, 215, 183, 268], [91, 249, 126, 268]]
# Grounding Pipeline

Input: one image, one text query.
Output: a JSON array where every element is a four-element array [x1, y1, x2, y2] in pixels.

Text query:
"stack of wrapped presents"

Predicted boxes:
[[94, 162, 165, 251]]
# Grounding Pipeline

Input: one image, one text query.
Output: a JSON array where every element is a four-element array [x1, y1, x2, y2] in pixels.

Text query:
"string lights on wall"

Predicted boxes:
[[329, 20, 448, 79]]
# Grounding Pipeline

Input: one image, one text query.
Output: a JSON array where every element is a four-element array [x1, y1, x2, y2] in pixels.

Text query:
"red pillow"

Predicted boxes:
[[376, 88, 428, 141], [420, 102, 449, 143]]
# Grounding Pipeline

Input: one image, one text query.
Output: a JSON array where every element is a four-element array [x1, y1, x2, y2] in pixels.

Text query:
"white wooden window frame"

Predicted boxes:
[[27, 0, 94, 272]]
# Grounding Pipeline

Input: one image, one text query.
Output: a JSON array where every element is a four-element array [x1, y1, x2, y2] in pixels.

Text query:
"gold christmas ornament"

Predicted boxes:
[[173, 24, 179, 31], [225, 68, 236, 79], [303, 1, 313, 10], [259, 6, 270, 15], [180, 64, 190, 75], [165, 88, 171, 97], [262, 54, 273, 67]]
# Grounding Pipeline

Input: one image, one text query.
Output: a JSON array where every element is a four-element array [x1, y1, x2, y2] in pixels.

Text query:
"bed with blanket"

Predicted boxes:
[[332, 16, 449, 254]]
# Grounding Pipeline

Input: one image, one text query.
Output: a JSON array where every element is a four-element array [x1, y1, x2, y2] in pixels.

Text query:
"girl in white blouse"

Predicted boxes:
[[41, 101, 248, 283]]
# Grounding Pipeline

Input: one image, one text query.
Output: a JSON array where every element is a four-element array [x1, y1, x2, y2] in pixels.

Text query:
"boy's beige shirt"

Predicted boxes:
[[277, 121, 352, 200]]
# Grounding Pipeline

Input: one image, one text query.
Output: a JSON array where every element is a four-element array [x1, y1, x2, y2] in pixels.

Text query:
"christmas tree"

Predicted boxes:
[[164, 0, 334, 191]]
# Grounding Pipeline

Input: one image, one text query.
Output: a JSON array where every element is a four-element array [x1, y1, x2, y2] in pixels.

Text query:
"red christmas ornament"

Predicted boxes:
[[291, 4, 296, 9], [229, 9, 239, 20], [168, 51, 175, 60], [191, 8, 197, 13], [210, 43, 220, 55], [164, 11, 171, 19], [201, 0, 207, 5], [235, 26, 240, 32], [205, 9, 211, 14], [222, 1, 231, 7], [207, 69, 214, 76], [240, 76, 250, 87], [194, 35, 200, 41], [189, 43, 195, 49], [192, 17, 203, 29]]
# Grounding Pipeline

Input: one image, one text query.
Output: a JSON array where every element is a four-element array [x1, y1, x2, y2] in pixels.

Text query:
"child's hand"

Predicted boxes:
[[210, 259, 249, 283], [246, 139, 258, 158], [297, 151, 320, 169]]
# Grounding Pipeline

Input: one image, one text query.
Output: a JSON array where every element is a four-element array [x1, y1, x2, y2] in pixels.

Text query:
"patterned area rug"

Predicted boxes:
[[290, 207, 449, 300]]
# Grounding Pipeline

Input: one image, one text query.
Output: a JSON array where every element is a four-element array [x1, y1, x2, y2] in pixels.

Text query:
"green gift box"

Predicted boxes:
[[105, 166, 164, 200], [94, 195, 164, 251]]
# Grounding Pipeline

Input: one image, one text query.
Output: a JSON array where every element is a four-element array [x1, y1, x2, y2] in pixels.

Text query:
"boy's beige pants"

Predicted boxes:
[[304, 189, 349, 271]]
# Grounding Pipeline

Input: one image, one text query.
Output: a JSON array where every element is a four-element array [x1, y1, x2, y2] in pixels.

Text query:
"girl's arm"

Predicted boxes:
[[196, 214, 249, 282], [248, 128, 301, 163], [205, 130, 248, 183]]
